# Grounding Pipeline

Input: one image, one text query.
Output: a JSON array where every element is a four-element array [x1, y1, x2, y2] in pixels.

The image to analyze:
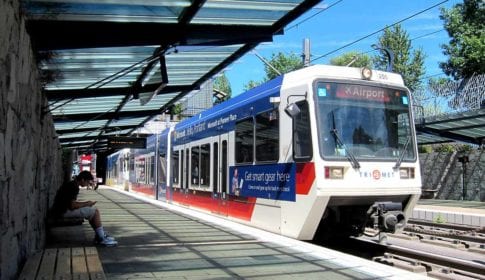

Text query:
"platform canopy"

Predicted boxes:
[[22, 0, 321, 153], [416, 108, 485, 146]]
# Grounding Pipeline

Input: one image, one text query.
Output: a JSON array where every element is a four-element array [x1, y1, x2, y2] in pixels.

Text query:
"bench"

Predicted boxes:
[[18, 247, 106, 280], [47, 216, 85, 227]]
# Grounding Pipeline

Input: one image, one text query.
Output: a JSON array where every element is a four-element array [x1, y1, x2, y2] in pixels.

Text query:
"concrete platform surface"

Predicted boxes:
[[47, 187, 429, 279], [414, 199, 485, 227]]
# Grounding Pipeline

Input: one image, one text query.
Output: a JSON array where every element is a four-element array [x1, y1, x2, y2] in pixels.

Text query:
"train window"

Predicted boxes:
[[200, 144, 210, 187], [213, 142, 218, 193], [135, 156, 146, 183], [185, 148, 189, 189], [172, 150, 179, 187], [159, 153, 167, 187], [178, 150, 183, 188], [149, 155, 155, 185], [191, 146, 200, 186], [293, 101, 313, 161], [255, 109, 279, 162], [235, 118, 254, 164], [129, 154, 135, 172], [222, 140, 227, 192]]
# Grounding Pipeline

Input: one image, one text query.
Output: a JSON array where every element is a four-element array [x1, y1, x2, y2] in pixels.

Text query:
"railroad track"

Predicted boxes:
[[314, 220, 485, 279], [376, 240, 485, 279], [404, 219, 485, 252]]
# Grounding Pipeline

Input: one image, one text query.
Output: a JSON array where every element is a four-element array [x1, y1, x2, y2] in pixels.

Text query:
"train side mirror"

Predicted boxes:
[[285, 103, 301, 118]]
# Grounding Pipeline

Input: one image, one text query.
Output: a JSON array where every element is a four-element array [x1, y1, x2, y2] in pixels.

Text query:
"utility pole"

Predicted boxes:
[[458, 155, 469, 200], [302, 38, 311, 67]]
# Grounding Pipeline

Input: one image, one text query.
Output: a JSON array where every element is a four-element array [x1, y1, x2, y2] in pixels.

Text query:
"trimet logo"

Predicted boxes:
[[372, 170, 381, 180], [360, 170, 395, 179]]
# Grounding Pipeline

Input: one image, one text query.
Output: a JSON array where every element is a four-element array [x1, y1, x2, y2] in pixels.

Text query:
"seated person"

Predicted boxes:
[[51, 171, 117, 247]]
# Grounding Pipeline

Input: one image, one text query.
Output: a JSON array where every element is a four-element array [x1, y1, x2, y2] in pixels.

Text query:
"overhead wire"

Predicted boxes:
[[309, 0, 449, 63], [261, 0, 343, 58], [411, 29, 445, 42], [285, 0, 344, 32]]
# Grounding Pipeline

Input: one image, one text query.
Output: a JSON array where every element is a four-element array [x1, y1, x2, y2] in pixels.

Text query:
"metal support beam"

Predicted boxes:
[[27, 21, 277, 50]]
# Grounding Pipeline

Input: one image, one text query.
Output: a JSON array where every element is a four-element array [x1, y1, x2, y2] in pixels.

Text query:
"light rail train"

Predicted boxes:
[[106, 65, 422, 240]]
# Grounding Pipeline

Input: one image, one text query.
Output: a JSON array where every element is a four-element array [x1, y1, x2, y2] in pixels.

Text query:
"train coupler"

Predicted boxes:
[[367, 202, 406, 233]]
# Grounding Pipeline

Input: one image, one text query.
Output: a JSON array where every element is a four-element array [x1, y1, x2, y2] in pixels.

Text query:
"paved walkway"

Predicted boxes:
[[47, 188, 426, 279], [414, 199, 485, 227]]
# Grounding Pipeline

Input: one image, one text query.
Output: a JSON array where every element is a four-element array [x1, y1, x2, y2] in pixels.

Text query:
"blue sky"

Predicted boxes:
[[223, 0, 462, 96]]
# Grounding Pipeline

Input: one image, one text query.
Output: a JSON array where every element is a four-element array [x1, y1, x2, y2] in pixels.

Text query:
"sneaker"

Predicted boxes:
[[98, 238, 118, 247], [103, 233, 116, 241], [94, 233, 116, 244]]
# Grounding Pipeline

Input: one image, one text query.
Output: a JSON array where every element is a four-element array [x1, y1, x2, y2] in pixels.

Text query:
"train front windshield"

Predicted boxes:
[[315, 82, 415, 162]]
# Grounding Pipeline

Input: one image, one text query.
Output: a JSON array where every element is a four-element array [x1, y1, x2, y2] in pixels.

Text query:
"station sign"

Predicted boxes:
[[108, 136, 146, 149]]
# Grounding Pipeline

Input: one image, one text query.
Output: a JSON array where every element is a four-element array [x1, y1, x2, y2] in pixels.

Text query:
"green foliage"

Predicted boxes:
[[213, 72, 232, 103], [418, 145, 433, 153], [434, 143, 455, 153], [434, 213, 446, 224], [171, 103, 183, 116], [264, 52, 303, 80], [243, 80, 262, 91], [244, 51, 303, 90], [456, 144, 473, 153], [373, 24, 426, 92], [330, 51, 372, 68], [439, 0, 485, 80]]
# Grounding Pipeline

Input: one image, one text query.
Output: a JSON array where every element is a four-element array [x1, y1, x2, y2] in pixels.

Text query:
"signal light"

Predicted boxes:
[[399, 167, 415, 179], [361, 67, 372, 80], [324, 166, 344, 179]]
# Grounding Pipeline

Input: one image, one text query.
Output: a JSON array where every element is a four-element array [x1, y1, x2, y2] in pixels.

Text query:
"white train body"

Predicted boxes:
[[107, 65, 422, 240]]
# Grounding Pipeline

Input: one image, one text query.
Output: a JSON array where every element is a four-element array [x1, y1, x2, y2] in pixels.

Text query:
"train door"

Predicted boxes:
[[217, 134, 229, 216], [182, 147, 190, 203], [158, 151, 168, 202], [179, 149, 184, 192], [168, 147, 181, 204]]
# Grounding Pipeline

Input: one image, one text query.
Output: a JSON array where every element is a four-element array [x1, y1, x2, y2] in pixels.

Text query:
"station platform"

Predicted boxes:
[[47, 187, 427, 279], [412, 199, 485, 228]]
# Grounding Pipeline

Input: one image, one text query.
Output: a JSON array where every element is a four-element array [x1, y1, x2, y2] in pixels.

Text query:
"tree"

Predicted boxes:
[[330, 51, 372, 68], [439, 0, 485, 80], [244, 51, 303, 90], [170, 103, 183, 120], [373, 24, 426, 92], [213, 71, 232, 104], [243, 80, 262, 91], [264, 52, 303, 80]]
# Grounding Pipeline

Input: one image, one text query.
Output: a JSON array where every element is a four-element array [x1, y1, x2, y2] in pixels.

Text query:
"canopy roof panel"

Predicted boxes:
[[22, 0, 321, 153], [416, 109, 485, 146]]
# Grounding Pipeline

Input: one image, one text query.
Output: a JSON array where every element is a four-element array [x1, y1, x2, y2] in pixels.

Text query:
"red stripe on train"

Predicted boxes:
[[296, 162, 315, 195], [131, 183, 156, 196], [170, 189, 256, 221]]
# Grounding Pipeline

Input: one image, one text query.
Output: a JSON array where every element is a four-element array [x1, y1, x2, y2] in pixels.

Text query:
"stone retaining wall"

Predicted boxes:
[[420, 149, 485, 201], [0, 1, 63, 279]]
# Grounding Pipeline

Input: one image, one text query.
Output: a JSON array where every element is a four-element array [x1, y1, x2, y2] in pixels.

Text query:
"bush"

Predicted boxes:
[[433, 144, 455, 153], [418, 145, 433, 153], [456, 144, 473, 153]]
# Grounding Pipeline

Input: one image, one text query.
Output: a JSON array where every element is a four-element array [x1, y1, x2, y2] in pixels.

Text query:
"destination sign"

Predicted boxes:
[[336, 84, 390, 102], [317, 82, 409, 106], [108, 136, 146, 149]]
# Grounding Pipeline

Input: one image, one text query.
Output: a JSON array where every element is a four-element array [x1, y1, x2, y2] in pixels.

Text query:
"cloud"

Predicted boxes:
[[412, 10, 441, 21], [406, 24, 444, 32], [313, 3, 329, 10]]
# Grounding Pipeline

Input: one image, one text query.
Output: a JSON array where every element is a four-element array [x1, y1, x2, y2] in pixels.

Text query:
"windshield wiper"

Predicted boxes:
[[394, 136, 411, 169], [331, 129, 361, 169]]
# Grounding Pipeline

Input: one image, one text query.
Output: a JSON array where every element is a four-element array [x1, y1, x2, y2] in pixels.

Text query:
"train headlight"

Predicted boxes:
[[399, 167, 415, 179], [325, 166, 344, 179], [361, 67, 372, 80]]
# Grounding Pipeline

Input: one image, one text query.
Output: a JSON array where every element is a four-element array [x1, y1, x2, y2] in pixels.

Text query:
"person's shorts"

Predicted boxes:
[[62, 206, 96, 220]]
